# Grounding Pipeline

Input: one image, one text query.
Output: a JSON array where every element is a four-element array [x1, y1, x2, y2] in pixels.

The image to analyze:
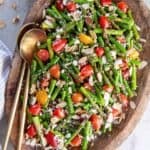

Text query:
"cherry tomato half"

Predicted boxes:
[[66, 1, 76, 12], [117, 1, 128, 13], [101, 0, 112, 6], [72, 92, 84, 104], [56, 0, 64, 11], [27, 124, 37, 138], [45, 132, 58, 148], [95, 47, 104, 57], [99, 16, 110, 29], [90, 114, 102, 130], [50, 64, 60, 79], [119, 93, 128, 107], [71, 135, 82, 147], [52, 39, 67, 53], [37, 49, 49, 62], [28, 104, 41, 116], [80, 64, 94, 80], [53, 108, 65, 119]]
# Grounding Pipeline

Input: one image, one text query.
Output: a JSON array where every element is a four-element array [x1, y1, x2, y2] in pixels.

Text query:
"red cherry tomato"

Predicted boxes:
[[80, 64, 94, 80], [103, 85, 114, 93], [56, 0, 64, 11], [53, 108, 65, 119], [52, 39, 67, 53], [71, 135, 82, 147], [28, 104, 41, 115], [95, 47, 104, 57], [119, 93, 128, 107], [117, 1, 128, 13], [72, 92, 84, 104], [50, 64, 60, 79], [27, 124, 37, 138], [112, 108, 120, 117], [40, 78, 49, 88], [37, 49, 50, 62], [45, 132, 58, 148], [99, 16, 109, 29], [101, 0, 112, 6], [66, 1, 76, 12], [90, 114, 102, 130], [83, 82, 93, 91]]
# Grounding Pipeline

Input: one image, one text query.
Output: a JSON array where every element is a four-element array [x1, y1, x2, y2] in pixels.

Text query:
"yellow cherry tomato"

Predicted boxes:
[[127, 49, 139, 59], [79, 33, 94, 45], [36, 90, 48, 106]]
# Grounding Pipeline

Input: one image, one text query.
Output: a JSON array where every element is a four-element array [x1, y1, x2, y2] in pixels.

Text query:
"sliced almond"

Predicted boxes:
[[12, 15, 20, 24], [11, 2, 17, 10], [0, 20, 6, 29], [0, 0, 4, 5]]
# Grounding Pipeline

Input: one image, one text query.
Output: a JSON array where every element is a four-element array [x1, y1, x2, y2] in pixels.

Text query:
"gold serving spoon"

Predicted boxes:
[[3, 23, 47, 150]]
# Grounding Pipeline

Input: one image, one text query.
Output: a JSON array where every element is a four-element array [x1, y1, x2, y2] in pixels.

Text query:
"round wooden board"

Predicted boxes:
[[5, 0, 150, 150]]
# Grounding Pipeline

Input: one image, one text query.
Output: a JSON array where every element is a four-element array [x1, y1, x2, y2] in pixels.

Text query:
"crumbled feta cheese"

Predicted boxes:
[[104, 92, 110, 106], [89, 76, 94, 86], [72, 115, 80, 120], [65, 133, 71, 138], [78, 56, 88, 65], [82, 4, 90, 9], [113, 103, 122, 113], [56, 102, 67, 108], [51, 117, 60, 124], [61, 69, 65, 73], [102, 56, 107, 64], [105, 113, 113, 128], [29, 97, 37, 105], [73, 60, 78, 66], [114, 58, 123, 69], [74, 39, 80, 44], [56, 80, 66, 88], [97, 72, 102, 82], [110, 50, 117, 59], [30, 84, 36, 94], [68, 87, 72, 94], [56, 34, 61, 39]]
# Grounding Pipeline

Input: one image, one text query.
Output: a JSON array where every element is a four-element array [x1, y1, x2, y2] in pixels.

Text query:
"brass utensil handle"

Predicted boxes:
[[3, 62, 26, 150], [17, 66, 30, 150]]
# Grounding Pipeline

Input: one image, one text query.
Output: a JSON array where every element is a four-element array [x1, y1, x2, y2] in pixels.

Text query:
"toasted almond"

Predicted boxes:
[[12, 15, 20, 24], [0, 0, 4, 5], [0, 20, 6, 29], [11, 2, 17, 10]]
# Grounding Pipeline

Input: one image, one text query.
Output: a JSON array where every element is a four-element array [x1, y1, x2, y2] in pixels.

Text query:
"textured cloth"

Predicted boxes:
[[0, 40, 12, 119]]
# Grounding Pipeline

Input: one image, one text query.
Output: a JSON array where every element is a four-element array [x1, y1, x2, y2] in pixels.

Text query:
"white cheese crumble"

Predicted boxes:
[[114, 58, 123, 69], [104, 92, 110, 106]]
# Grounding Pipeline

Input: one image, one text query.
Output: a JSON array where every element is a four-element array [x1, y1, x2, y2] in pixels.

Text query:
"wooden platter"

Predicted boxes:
[[5, 0, 150, 149]]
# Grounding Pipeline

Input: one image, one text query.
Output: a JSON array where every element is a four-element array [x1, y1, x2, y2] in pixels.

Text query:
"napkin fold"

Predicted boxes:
[[0, 40, 12, 120]]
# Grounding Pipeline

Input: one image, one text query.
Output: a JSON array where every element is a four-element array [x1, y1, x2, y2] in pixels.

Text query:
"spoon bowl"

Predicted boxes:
[[18, 23, 47, 64]]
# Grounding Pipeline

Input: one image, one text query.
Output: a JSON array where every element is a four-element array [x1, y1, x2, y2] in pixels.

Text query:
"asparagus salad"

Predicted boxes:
[[25, 0, 144, 149]]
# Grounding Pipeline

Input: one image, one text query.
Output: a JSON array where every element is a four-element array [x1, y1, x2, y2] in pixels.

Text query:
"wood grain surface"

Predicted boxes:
[[5, 0, 150, 150]]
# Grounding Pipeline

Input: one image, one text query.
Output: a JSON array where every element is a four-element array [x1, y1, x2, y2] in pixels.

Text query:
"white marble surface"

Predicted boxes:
[[0, 0, 150, 150]]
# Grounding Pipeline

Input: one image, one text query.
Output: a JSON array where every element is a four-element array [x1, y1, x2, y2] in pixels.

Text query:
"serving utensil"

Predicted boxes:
[[3, 23, 47, 150]]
